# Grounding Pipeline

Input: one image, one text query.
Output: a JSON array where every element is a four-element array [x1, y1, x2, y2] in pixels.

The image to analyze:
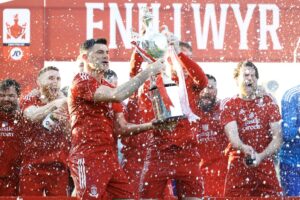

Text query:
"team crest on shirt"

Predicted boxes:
[[248, 112, 255, 119], [202, 124, 209, 132], [106, 103, 114, 119], [212, 112, 220, 120], [239, 109, 245, 115], [257, 98, 264, 107], [89, 185, 99, 198]]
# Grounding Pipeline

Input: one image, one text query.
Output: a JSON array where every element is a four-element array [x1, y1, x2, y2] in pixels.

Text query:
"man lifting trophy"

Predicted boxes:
[[131, 7, 198, 124]]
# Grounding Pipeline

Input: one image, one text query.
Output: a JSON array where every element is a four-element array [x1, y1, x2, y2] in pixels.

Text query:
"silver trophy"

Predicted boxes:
[[131, 7, 185, 124]]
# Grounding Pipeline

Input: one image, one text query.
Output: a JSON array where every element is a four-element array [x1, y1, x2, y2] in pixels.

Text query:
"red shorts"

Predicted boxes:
[[122, 155, 144, 195], [140, 146, 204, 199], [69, 152, 136, 200], [123, 154, 176, 199], [201, 159, 228, 197], [224, 157, 282, 197], [0, 175, 18, 196], [19, 163, 69, 196]]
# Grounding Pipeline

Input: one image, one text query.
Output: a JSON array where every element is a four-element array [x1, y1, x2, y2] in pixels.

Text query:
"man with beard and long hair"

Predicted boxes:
[[0, 79, 29, 196], [194, 74, 228, 197], [220, 61, 283, 197], [20, 66, 71, 196]]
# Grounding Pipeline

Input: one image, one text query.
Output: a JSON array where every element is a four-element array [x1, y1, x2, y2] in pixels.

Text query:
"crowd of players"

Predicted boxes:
[[0, 34, 300, 199]]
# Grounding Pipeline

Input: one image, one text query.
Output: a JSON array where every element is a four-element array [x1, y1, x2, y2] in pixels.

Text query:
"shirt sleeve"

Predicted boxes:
[[265, 95, 281, 123], [71, 73, 99, 102], [220, 98, 236, 127], [129, 50, 143, 78], [177, 52, 208, 90], [281, 93, 299, 142]]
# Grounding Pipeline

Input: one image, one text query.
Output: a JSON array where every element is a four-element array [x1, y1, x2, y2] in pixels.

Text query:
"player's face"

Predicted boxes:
[[0, 86, 19, 113], [237, 66, 258, 98], [198, 79, 217, 112], [87, 44, 109, 72], [38, 70, 61, 99]]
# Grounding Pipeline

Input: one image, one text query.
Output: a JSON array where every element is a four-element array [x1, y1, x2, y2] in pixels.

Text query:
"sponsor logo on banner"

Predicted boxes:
[[3, 9, 30, 46], [3, 46, 29, 61], [9, 47, 23, 60]]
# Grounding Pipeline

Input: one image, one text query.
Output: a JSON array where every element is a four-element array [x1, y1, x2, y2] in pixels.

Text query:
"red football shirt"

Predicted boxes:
[[194, 101, 228, 196], [0, 112, 27, 176], [177, 53, 208, 112], [20, 95, 69, 170], [124, 52, 208, 150], [220, 95, 281, 153], [151, 53, 208, 149], [195, 102, 228, 164], [69, 72, 116, 156]]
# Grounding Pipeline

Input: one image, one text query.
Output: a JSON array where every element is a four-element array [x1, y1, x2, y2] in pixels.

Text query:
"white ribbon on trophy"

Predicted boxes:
[[166, 45, 200, 122]]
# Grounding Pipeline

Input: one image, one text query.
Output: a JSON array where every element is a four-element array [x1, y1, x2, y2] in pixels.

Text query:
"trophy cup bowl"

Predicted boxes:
[[141, 32, 169, 59], [138, 34, 185, 125], [132, 8, 186, 125], [149, 79, 186, 125]]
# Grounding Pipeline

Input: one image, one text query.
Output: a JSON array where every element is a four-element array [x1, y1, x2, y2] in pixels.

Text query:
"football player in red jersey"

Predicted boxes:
[[220, 61, 282, 197], [126, 37, 208, 199], [0, 79, 28, 196], [194, 74, 228, 197], [68, 38, 164, 199], [20, 66, 71, 196]]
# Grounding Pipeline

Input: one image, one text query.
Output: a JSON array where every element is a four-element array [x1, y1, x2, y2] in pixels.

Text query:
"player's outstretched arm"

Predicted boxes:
[[94, 59, 165, 102]]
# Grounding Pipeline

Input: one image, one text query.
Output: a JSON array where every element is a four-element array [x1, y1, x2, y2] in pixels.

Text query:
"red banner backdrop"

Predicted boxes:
[[0, 0, 300, 92]]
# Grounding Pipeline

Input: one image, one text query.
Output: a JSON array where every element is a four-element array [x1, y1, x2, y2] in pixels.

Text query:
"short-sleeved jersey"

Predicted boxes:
[[0, 112, 28, 176], [131, 53, 207, 150], [68, 72, 116, 155], [195, 101, 228, 167], [194, 101, 228, 197], [20, 95, 69, 170], [120, 93, 154, 160], [220, 95, 281, 153], [152, 53, 207, 149]]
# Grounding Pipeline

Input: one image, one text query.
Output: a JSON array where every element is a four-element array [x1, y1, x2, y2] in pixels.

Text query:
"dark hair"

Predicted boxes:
[[38, 66, 59, 77], [206, 74, 216, 82], [0, 79, 21, 97], [104, 69, 118, 80], [233, 61, 259, 79], [179, 41, 192, 52], [80, 38, 108, 52]]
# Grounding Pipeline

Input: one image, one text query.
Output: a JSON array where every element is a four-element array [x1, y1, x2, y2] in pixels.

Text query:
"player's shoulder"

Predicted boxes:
[[74, 72, 92, 81], [261, 93, 275, 102], [220, 96, 237, 110], [282, 85, 300, 103], [22, 92, 39, 103]]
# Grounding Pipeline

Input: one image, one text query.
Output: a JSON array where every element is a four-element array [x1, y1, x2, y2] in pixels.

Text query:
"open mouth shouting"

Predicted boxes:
[[102, 60, 109, 68]]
